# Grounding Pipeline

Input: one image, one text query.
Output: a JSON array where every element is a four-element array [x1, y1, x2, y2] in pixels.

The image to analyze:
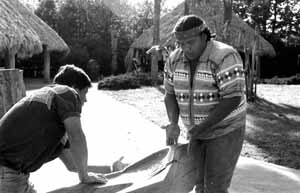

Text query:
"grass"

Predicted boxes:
[[101, 84, 300, 170]]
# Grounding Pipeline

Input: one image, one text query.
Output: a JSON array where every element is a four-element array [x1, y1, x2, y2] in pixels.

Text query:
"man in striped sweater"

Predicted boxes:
[[164, 15, 246, 193]]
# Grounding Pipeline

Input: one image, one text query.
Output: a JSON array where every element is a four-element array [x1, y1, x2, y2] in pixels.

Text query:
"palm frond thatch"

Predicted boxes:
[[16, 0, 69, 54], [131, 0, 276, 57], [0, 0, 42, 58], [0, 0, 69, 59]]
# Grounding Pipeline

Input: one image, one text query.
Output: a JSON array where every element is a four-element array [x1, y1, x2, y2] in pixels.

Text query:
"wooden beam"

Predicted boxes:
[[43, 45, 51, 82]]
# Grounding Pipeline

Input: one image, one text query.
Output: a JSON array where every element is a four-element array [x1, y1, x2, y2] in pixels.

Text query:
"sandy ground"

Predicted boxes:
[[27, 83, 300, 193]]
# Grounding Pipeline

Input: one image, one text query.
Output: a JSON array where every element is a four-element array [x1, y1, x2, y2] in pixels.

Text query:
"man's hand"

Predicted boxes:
[[80, 172, 108, 184], [162, 124, 180, 146]]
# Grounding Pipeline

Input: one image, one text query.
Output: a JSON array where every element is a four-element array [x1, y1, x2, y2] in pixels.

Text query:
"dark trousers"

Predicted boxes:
[[193, 126, 245, 193]]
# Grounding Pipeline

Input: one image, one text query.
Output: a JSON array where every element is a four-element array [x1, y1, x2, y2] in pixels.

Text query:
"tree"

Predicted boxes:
[[56, 0, 114, 75], [131, 0, 154, 39], [35, 0, 58, 30], [233, 0, 299, 39], [275, 0, 300, 38]]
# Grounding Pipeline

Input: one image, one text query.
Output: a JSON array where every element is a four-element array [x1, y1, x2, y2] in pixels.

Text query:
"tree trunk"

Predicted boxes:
[[223, 0, 232, 42], [223, 0, 232, 24], [151, 0, 161, 82]]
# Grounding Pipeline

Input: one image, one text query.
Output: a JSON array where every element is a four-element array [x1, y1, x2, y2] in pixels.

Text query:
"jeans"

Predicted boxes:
[[0, 165, 36, 193], [193, 126, 245, 193]]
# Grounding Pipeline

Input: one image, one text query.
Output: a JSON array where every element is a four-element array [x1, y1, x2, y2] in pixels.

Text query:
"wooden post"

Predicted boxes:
[[184, 0, 189, 15], [242, 31, 251, 101], [0, 69, 26, 118], [297, 54, 300, 73], [151, 0, 161, 83], [5, 50, 16, 69], [251, 26, 260, 100], [111, 29, 119, 75], [4, 51, 9, 69], [245, 50, 251, 101], [250, 41, 257, 101], [254, 55, 260, 96], [43, 45, 51, 82]]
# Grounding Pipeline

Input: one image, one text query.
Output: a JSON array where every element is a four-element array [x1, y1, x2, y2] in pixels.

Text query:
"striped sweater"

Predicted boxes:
[[164, 40, 246, 139]]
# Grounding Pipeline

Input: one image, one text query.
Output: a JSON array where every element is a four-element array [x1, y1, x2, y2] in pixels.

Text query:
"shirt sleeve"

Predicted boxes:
[[53, 88, 82, 121], [215, 52, 245, 98], [164, 57, 175, 94]]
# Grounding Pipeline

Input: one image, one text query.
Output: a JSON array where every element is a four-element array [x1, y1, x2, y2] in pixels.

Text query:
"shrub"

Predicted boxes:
[[97, 72, 163, 90], [287, 74, 300, 84], [260, 74, 300, 85]]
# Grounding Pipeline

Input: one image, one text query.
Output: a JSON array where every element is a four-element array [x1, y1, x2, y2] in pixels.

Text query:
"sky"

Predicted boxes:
[[127, 0, 183, 9], [20, 0, 184, 10]]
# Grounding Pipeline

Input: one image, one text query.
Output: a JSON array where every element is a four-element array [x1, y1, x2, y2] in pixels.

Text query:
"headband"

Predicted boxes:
[[174, 22, 207, 41]]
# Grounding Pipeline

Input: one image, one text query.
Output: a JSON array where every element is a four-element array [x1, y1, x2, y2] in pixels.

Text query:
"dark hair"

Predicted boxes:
[[173, 14, 214, 41], [53, 64, 92, 90]]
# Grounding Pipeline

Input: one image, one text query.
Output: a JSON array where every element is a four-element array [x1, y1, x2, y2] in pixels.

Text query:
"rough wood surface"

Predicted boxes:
[[48, 144, 300, 193], [48, 145, 196, 193], [0, 69, 26, 118]]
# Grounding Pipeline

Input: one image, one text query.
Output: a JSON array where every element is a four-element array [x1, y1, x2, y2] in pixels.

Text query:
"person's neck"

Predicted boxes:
[[189, 57, 199, 64], [198, 41, 207, 58], [192, 42, 207, 62]]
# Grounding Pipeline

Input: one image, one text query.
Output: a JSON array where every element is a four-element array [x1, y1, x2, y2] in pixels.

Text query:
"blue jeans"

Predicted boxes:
[[193, 126, 245, 193], [0, 166, 36, 193]]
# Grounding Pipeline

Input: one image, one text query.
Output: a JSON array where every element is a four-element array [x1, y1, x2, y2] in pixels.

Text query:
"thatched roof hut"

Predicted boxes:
[[0, 0, 70, 81], [17, 0, 69, 54], [0, 0, 42, 59], [130, 0, 275, 57]]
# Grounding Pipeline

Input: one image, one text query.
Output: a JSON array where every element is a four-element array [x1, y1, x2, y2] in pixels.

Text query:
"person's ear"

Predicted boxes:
[[200, 33, 208, 41], [72, 87, 80, 94]]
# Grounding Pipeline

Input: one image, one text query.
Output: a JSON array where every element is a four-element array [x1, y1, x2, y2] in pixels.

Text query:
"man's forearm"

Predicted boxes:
[[190, 96, 242, 138], [68, 132, 89, 180], [164, 93, 179, 125], [60, 149, 77, 172]]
